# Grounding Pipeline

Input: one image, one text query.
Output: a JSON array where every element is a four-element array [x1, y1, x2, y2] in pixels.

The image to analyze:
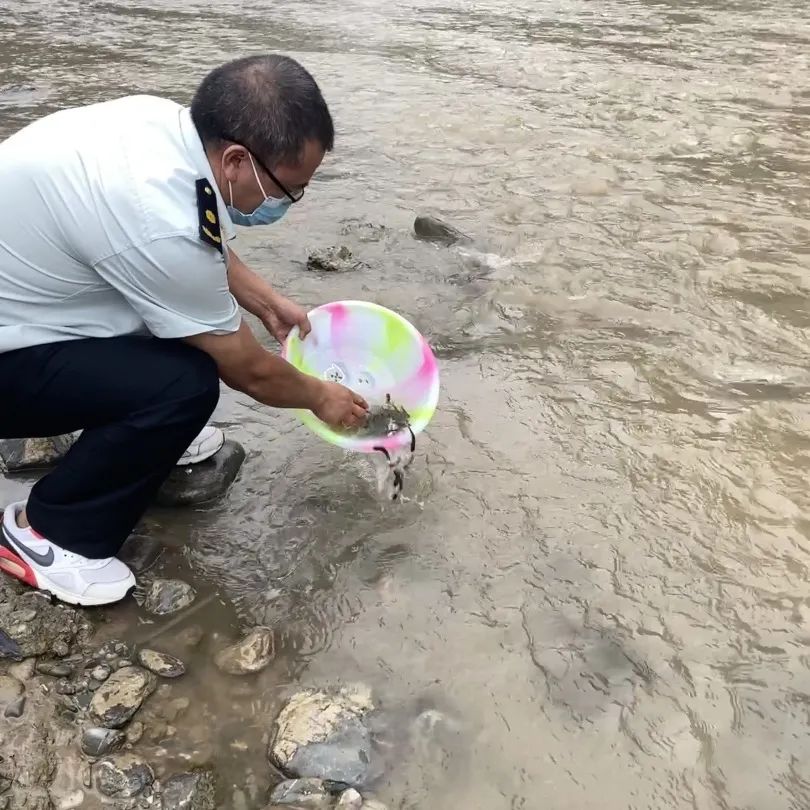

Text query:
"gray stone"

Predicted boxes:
[[143, 579, 196, 616], [0, 629, 22, 661], [118, 534, 164, 575], [94, 753, 154, 798], [269, 685, 375, 785], [269, 778, 334, 808], [214, 627, 274, 675], [36, 660, 74, 678], [336, 789, 363, 809], [81, 727, 126, 757], [0, 577, 85, 657], [89, 666, 156, 728], [90, 664, 112, 682], [137, 649, 186, 679], [156, 440, 245, 506], [306, 245, 367, 273], [0, 434, 76, 472], [161, 768, 216, 810], [413, 214, 472, 246], [4, 696, 25, 719]]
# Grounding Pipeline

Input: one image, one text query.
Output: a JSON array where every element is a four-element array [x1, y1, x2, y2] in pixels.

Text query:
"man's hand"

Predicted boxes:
[[262, 291, 311, 344], [313, 381, 369, 430]]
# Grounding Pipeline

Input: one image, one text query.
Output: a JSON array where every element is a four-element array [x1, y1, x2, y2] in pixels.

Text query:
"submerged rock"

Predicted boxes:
[[4, 696, 26, 719], [137, 649, 186, 679], [162, 768, 217, 810], [156, 440, 246, 506], [0, 434, 76, 472], [306, 245, 367, 273], [81, 727, 126, 758], [214, 627, 275, 675], [413, 214, 472, 246], [143, 578, 196, 616], [269, 685, 375, 785], [0, 675, 24, 710], [118, 534, 164, 575], [94, 753, 154, 798], [89, 666, 156, 728]]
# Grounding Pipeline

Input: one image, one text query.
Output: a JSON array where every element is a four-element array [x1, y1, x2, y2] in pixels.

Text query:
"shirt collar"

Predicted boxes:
[[178, 106, 236, 243]]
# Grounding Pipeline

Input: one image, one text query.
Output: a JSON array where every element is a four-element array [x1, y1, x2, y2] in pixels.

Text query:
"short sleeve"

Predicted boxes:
[[93, 235, 241, 338]]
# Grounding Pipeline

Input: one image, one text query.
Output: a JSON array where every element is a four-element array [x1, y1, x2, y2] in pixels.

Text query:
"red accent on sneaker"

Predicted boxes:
[[0, 544, 38, 588], [29, 527, 45, 540]]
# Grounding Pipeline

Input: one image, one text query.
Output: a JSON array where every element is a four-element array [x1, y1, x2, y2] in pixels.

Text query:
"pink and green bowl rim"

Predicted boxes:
[[282, 300, 440, 453]]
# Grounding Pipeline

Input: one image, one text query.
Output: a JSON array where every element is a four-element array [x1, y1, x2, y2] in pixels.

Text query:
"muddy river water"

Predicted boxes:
[[3, 1, 810, 808]]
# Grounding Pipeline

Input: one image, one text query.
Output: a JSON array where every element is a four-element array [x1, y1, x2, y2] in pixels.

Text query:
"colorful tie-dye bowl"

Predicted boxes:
[[282, 300, 440, 453]]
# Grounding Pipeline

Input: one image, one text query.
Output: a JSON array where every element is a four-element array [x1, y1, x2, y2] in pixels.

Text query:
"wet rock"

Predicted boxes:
[[81, 727, 126, 758], [156, 440, 245, 506], [90, 664, 112, 682], [0, 577, 84, 657], [125, 720, 145, 745], [0, 629, 22, 661], [337, 788, 363, 809], [176, 624, 205, 648], [306, 245, 367, 273], [269, 685, 375, 785], [89, 666, 156, 728], [214, 627, 274, 675], [94, 753, 154, 798], [413, 214, 472, 246], [118, 534, 164, 575], [36, 660, 74, 678], [4, 696, 25, 718], [143, 578, 196, 616], [0, 434, 76, 472], [162, 696, 191, 723], [162, 768, 217, 809], [137, 649, 186, 678], [269, 778, 335, 808]]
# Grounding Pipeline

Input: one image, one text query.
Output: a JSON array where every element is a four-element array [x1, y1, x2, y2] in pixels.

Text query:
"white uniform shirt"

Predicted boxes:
[[0, 95, 242, 354]]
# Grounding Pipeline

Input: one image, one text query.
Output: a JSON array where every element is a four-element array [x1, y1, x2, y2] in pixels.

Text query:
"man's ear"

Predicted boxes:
[[220, 144, 248, 184]]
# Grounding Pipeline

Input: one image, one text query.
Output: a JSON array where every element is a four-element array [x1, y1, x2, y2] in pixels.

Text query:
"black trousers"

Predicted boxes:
[[0, 336, 220, 558]]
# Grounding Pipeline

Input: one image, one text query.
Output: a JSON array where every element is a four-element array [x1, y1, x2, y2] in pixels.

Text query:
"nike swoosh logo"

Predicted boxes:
[[2, 524, 54, 567]]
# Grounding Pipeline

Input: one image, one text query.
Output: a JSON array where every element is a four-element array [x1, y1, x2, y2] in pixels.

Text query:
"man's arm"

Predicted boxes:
[[184, 321, 368, 428], [226, 248, 311, 343]]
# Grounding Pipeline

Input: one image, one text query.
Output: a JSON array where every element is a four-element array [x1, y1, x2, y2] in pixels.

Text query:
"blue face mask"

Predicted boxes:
[[226, 153, 292, 227]]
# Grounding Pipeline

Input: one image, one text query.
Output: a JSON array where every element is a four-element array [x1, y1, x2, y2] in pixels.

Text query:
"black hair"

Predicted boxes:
[[190, 54, 334, 166]]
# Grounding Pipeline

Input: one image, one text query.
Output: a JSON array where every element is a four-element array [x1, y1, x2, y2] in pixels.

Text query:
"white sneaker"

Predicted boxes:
[[177, 425, 225, 466], [0, 502, 135, 606]]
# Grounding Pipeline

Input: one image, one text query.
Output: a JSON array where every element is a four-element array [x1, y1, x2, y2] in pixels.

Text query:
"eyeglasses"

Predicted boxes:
[[219, 134, 307, 203], [248, 150, 307, 204]]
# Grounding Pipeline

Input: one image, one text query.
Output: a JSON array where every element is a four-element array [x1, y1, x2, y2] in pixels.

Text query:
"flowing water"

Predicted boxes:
[[3, 1, 810, 807]]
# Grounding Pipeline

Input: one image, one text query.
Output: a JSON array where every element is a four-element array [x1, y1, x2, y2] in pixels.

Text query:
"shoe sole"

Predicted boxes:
[[0, 512, 135, 607], [176, 432, 225, 466]]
